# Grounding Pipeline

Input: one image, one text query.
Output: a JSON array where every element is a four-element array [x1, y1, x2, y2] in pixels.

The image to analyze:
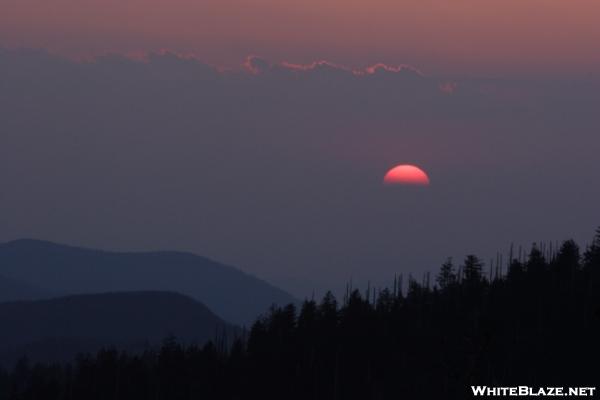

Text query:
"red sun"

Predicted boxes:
[[383, 164, 430, 186]]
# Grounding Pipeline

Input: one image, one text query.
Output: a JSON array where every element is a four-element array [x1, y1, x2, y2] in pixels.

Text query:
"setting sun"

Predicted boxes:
[[383, 164, 430, 186]]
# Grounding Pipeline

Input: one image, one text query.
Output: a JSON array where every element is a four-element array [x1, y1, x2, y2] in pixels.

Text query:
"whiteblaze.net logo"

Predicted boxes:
[[471, 386, 597, 397]]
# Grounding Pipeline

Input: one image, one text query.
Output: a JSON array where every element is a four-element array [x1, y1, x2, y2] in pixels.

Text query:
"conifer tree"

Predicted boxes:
[[436, 257, 456, 290], [462, 255, 484, 286]]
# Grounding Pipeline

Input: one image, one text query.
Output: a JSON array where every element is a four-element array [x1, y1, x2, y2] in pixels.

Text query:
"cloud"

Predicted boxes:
[[243, 55, 270, 74], [439, 82, 458, 94], [362, 63, 424, 77]]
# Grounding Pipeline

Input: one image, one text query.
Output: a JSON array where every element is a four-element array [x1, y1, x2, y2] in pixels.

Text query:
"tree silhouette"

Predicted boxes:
[[436, 257, 456, 290], [462, 254, 484, 286], [526, 243, 546, 276], [2, 230, 599, 400], [584, 227, 600, 270], [552, 239, 580, 294]]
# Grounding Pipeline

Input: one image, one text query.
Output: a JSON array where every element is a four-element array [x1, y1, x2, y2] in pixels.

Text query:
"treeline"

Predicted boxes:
[[1, 230, 599, 400]]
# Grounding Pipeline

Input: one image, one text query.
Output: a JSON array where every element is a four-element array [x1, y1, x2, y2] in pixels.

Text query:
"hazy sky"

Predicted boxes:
[[1, 1, 600, 297], [2, 0, 600, 76]]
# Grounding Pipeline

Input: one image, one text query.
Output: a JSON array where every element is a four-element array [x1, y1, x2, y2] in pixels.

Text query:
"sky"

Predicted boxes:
[[2, 0, 600, 76], [1, 1, 600, 298]]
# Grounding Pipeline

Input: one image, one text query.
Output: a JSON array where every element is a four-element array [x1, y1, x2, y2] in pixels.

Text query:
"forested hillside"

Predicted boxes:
[[1, 230, 599, 400]]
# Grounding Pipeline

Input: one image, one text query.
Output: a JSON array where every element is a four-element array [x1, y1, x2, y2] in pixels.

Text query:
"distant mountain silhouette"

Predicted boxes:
[[0, 274, 57, 302], [0, 239, 296, 325], [0, 291, 234, 366]]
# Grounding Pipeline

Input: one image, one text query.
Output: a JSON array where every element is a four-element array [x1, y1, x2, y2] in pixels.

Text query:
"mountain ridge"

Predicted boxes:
[[0, 272, 57, 302], [0, 290, 236, 366], [0, 239, 296, 325]]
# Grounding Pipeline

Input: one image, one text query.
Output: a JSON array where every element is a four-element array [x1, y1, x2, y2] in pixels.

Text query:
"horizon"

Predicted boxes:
[[3, 228, 599, 300]]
